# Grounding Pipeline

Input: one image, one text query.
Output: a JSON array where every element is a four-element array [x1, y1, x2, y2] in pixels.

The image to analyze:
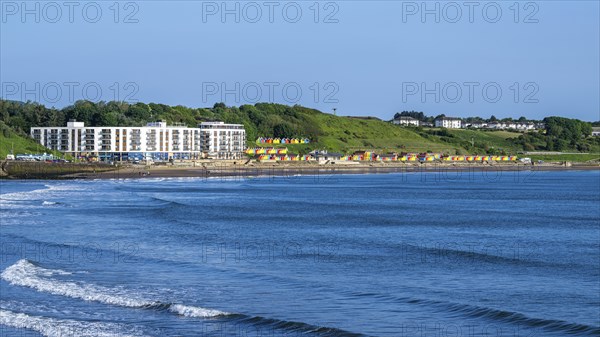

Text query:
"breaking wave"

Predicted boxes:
[[0, 309, 146, 337], [1, 259, 364, 336], [1, 259, 229, 318]]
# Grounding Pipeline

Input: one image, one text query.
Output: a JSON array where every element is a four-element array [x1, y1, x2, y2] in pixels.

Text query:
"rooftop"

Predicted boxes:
[[436, 117, 462, 121], [146, 121, 190, 128], [199, 121, 245, 129]]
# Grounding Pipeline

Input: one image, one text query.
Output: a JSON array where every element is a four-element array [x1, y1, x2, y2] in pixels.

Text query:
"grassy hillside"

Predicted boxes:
[[422, 128, 523, 154], [311, 115, 466, 153], [252, 115, 536, 155], [0, 122, 59, 159]]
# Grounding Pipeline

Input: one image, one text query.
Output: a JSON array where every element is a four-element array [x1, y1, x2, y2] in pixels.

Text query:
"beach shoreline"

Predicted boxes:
[[2, 160, 598, 180], [80, 162, 600, 180]]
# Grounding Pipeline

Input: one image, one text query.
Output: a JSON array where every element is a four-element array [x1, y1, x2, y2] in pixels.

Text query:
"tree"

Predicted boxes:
[[544, 116, 593, 150], [126, 103, 151, 122], [394, 111, 426, 121], [490, 115, 498, 122], [273, 122, 294, 138]]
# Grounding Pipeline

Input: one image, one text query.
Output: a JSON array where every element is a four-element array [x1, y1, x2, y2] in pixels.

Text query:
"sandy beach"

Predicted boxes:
[[83, 161, 599, 180], [2, 160, 598, 180]]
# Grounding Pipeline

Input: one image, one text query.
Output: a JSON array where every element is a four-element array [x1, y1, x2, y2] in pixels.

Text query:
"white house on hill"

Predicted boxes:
[[392, 116, 420, 127], [434, 117, 462, 129]]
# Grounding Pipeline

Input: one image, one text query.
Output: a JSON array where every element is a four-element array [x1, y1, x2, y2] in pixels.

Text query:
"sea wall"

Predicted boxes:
[[1, 161, 116, 179]]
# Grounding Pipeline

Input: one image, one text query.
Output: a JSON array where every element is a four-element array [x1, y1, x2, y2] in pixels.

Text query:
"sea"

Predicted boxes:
[[0, 169, 599, 337]]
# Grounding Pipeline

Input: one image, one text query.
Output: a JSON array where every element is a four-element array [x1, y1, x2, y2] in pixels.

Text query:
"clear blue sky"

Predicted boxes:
[[1, 1, 598, 121]]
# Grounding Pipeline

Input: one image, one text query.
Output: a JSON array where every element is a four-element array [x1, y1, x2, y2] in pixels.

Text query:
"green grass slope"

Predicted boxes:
[[0, 122, 58, 159], [311, 115, 466, 154], [277, 115, 529, 155], [252, 115, 474, 154]]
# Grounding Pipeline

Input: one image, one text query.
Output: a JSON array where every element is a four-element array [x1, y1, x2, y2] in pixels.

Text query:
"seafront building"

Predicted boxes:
[[199, 121, 246, 159], [31, 120, 246, 161]]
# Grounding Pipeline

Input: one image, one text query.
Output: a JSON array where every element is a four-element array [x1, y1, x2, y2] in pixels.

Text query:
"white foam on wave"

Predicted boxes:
[[1, 260, 230, 318], [169, 304, 229, 318], [0, 188, 48, 210], [1, 259, 154, 308], [1, 184, 80, 200], [0, 187, 50, 202], [0, 183, 83, 209], [0, 309, 146, 337]]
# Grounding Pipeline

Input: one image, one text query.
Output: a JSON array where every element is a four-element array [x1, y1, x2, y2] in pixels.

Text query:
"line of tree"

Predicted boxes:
[[0, 100, 324, 143]]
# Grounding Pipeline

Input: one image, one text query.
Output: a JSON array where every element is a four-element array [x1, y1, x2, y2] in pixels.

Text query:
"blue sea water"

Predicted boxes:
[[0, 169, 599, 337]]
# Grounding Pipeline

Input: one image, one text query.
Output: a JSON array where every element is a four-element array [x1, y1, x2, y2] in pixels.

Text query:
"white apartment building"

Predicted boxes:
[[434, 117, 462, 129], [31, 120, 246, 160], [392, 116, 420, 127], [199, 121, 246, 160]]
